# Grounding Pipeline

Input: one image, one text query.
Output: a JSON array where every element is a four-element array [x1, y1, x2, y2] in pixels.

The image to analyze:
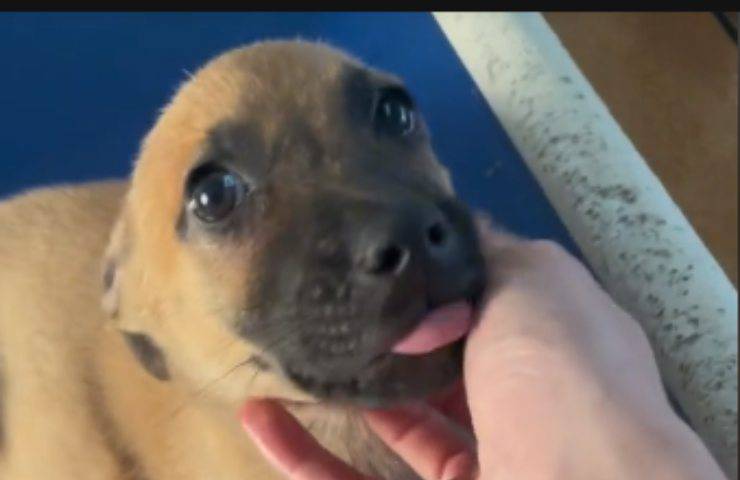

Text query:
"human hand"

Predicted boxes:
[[466, 221, 726, 479]]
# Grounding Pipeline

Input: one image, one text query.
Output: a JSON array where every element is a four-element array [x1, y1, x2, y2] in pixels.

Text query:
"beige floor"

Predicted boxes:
[[545, 12, 738, 284]]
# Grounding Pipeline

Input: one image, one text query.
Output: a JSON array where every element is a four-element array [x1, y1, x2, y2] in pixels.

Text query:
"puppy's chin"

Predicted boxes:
[[278, 340, 464, 408]]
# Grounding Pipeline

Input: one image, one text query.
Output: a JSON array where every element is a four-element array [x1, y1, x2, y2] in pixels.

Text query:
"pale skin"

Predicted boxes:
[[241, 222, 727, 480]]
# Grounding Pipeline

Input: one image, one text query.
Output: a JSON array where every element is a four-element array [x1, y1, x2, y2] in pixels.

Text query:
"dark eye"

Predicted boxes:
[[374, 87, 416, 136], [186, 165, 246, 223]]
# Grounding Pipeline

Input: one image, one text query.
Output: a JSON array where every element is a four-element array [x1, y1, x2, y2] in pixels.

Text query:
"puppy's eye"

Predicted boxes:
[[186, 165, 246, 223], [374, 87, 415, 136]]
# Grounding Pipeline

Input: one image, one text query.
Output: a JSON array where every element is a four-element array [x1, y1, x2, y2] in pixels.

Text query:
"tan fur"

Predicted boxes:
[[0, 41, 448, 479]]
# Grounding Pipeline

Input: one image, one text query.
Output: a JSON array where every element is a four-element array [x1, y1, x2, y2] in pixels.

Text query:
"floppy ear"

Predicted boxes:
[[101, 206, 171, 382]]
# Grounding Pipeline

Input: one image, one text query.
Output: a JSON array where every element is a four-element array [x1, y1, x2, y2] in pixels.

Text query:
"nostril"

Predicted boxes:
[[426, 222, 448, 248], [365, 244, 409, 276]]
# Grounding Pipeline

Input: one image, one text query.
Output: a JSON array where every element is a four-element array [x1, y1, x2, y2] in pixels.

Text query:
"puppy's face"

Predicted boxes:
[[106, 42, 485, 407]]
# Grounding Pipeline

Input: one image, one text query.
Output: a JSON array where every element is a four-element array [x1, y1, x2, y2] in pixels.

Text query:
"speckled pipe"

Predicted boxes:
[[434, 12, 738, 478]]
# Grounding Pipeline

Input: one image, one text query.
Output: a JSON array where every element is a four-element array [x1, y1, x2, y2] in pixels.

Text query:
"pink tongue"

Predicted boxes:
[[392, 301, 473, 355]]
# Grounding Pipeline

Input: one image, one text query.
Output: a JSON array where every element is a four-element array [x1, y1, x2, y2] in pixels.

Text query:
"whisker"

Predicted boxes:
[[155, 319, 304, 425], [161, 357, 254, 423], [142, 301, 326, 453]]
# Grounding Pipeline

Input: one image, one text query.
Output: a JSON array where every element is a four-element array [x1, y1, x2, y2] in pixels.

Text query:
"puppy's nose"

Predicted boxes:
[[354, 202, 474, 288], [425, 220, 453, 260], [361, 243, 410, 276], [361, 220, 455, 275]]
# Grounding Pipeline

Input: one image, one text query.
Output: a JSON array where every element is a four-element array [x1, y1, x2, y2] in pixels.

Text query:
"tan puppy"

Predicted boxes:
[[0, 41, 485, 479]]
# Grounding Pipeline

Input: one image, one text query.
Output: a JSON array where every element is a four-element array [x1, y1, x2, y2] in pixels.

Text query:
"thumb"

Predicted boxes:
[[473, 211, 521, 254]]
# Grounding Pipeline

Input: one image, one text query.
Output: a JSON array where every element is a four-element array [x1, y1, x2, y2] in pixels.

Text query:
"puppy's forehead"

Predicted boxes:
[[187, 43, 405, 181], [191, 41, 394, 132], [127, 42, 397, 252]]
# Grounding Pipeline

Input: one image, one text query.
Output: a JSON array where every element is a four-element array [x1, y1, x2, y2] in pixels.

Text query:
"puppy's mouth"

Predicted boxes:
[[244, 192, 488, 406], [281, 298, 478, 407]]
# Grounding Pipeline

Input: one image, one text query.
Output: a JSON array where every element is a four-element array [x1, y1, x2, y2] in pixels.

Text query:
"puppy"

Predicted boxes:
[[0, 41, 486, 479]]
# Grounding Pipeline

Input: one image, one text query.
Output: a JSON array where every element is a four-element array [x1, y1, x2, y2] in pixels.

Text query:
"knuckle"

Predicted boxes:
[[438, 449, 478, 480], [528, 239, 566, 257]]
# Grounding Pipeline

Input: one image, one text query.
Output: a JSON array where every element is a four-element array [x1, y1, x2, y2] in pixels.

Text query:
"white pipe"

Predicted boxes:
[[434, 12, 737, 478]]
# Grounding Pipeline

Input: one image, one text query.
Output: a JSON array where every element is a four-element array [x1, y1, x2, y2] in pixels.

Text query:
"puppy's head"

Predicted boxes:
[[104, 41, 486, 407]]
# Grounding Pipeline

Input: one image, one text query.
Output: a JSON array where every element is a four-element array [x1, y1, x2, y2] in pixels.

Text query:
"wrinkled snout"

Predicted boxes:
[[244, 181, 486, 403]]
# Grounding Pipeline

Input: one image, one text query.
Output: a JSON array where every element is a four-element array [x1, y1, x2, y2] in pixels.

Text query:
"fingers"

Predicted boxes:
[[364, 404, 478, 480], [242, 399, 478, 480], [241, 399, 370, 480], [473, 211, 524, 277], [426, 379, 472, 430], [473, 211, 520, 251]]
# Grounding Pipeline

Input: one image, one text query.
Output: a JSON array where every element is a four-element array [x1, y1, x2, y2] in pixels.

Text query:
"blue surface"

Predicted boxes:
[[0, 12, 577, 253]]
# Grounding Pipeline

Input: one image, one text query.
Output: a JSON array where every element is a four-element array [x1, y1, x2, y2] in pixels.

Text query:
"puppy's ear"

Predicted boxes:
[[101, 208, 171, 382]]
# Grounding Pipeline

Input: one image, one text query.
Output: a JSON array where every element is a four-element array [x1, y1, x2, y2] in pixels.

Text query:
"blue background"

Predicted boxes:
[[0, 12, 577, 252]]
